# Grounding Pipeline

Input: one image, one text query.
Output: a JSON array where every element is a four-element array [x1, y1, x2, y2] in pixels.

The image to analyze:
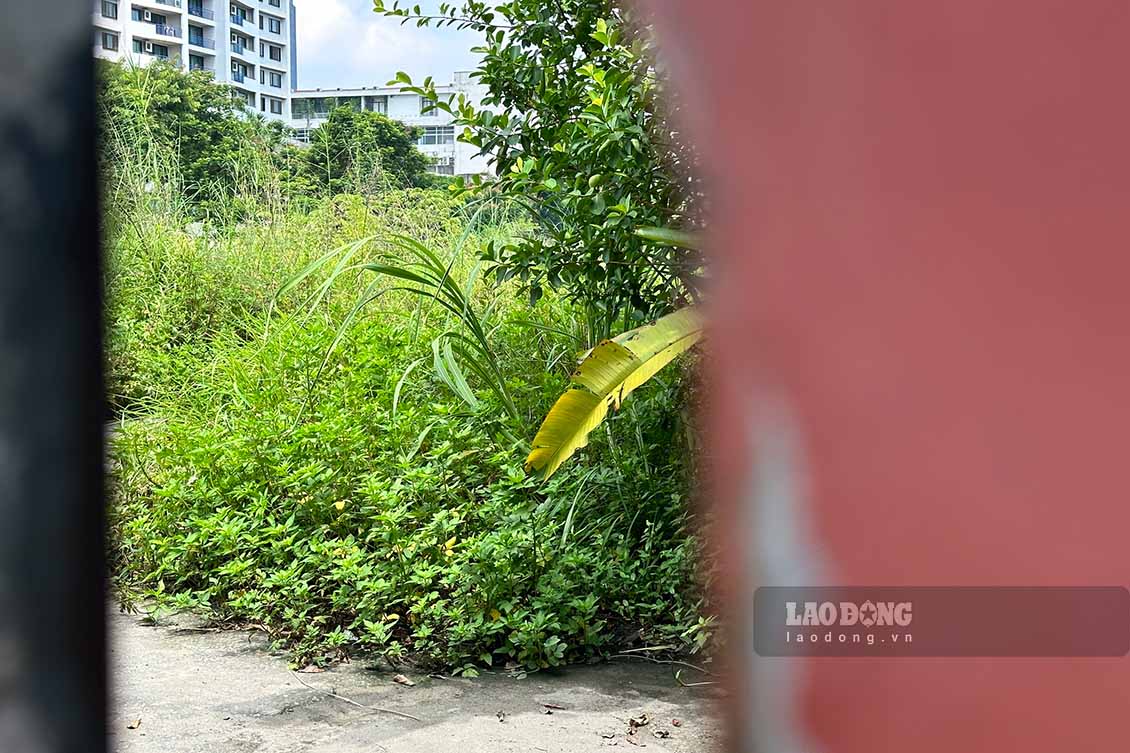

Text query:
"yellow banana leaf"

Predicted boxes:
[[524, 307, 704, 479]]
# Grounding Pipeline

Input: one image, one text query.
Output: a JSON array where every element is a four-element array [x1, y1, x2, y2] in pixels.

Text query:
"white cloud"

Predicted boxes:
[[292, 0, 483, 89]]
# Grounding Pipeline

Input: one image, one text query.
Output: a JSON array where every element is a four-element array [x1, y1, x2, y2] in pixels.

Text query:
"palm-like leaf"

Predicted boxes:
[[525, 307, 703, 479]]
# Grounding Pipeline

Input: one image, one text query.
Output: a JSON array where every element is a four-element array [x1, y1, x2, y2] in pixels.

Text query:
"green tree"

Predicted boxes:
[[303, 106, 432, 195], [375, 0, 703, 335], [96, 59, 277, 213]]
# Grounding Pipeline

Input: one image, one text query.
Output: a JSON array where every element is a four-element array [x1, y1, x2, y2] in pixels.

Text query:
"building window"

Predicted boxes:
[[131, 39, 168, 57], [259, 14, 282, 33], [270, 98, 283, 115], [131, 8, 166, 24], [189, 54, 204, 71], [269, 0, 280, 6], [101, 1, 118, 19], [269, 71, 282, 88], [364, 96, 388, 114], [428, 156, 455, 176], [419, 126, 455, 145], [420, 96, 438, 116], [100, 32, 119, 51], [132, 39, 170, 58], [268, 44, 282, 62]]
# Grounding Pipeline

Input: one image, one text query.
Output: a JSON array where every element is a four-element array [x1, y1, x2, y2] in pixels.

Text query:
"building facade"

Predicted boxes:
[[92, 0, 296, 120], [92, 5, 493, 177], [289, 72, 493, 179]]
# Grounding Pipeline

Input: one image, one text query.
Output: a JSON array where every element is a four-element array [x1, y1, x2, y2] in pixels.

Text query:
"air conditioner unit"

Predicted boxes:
[[231, 61, 238, 71], [143, 10, 152, 21], [230, 4, 237, 14], [144, 40, 154, 53]]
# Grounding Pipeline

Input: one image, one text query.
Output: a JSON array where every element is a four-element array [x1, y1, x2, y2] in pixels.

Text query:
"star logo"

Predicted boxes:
[[858, 601, 878, 627]]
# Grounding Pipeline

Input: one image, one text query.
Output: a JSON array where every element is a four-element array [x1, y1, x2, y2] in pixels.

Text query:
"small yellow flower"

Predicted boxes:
[[334, 500, 346, 511], [489, 609, 501, 621]]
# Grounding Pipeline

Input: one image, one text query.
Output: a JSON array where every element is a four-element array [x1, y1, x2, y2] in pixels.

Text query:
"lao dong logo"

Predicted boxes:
[[786, 600, 913, 628]]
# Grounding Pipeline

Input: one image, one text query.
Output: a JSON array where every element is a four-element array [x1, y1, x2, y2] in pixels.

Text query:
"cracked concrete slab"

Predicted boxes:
[[109, 609, 723, 752]]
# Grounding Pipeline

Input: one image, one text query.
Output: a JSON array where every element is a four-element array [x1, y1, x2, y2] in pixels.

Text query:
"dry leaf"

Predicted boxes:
[[392, 674, 416, 687], [671, 719, 682, 727], [126, 719, 142, 730], [297, 664, 325, 673], [628, 713, 651, 729]]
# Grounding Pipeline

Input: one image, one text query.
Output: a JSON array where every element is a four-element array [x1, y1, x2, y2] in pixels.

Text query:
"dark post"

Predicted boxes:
[[0, 2, 106, 752]]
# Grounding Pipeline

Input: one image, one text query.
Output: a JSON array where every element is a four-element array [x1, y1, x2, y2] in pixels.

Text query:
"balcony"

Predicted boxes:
[[231, 70, 245, 83], [188, 36, 215, 49], [187, 5, 214, 20], [154, 0, 182, 7], [230, 13, 243, 25], [231, 42, 247, 56], [155, 23, 181, 37]]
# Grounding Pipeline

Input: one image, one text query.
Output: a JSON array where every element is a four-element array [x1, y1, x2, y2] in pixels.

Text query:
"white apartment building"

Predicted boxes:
[[289, 72, 493, 179], [92, 0, 297, 120]]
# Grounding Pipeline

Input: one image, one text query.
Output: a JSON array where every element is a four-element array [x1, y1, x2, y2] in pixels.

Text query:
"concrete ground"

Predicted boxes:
[[109, 608, 722, 752]]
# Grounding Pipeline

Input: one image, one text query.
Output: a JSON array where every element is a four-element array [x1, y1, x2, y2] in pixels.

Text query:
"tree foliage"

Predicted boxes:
[[375, 0, 703, 335], [304, 106, 432, 195], [96, 60, 435, 217]]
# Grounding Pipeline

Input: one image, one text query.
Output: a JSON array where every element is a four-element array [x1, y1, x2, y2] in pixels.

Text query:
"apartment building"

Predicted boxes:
[[289, 72, 493, 179], [92, 0, 296, 120]]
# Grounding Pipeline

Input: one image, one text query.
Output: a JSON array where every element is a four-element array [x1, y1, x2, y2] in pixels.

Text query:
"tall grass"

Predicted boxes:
[[101, 78, 711, 669]]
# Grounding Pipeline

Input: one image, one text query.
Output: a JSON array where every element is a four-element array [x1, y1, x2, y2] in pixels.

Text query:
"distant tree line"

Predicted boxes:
[[95, 59, 439, 219]]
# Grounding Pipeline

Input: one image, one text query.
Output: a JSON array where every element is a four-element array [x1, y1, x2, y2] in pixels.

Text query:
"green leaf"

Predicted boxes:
[[634, 226, 700, 250]]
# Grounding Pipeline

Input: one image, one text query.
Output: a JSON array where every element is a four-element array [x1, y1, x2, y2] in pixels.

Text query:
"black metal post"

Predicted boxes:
[[0, 2, 106, 752]]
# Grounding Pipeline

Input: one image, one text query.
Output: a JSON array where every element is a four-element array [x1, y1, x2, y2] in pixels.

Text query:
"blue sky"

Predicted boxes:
[[292, 0, 485, 89]]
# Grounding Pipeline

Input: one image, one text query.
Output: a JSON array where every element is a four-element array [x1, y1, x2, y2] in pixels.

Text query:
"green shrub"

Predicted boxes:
[[110, 306, 709, 668]]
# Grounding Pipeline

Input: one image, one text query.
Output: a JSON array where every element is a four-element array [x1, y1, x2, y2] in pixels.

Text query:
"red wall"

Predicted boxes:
[[643, 2, 1130, 750]]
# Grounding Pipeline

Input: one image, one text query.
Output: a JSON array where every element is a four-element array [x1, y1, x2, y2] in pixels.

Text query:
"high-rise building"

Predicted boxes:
[[92, 3, 494, 177], [92, 0, 295, 120]]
